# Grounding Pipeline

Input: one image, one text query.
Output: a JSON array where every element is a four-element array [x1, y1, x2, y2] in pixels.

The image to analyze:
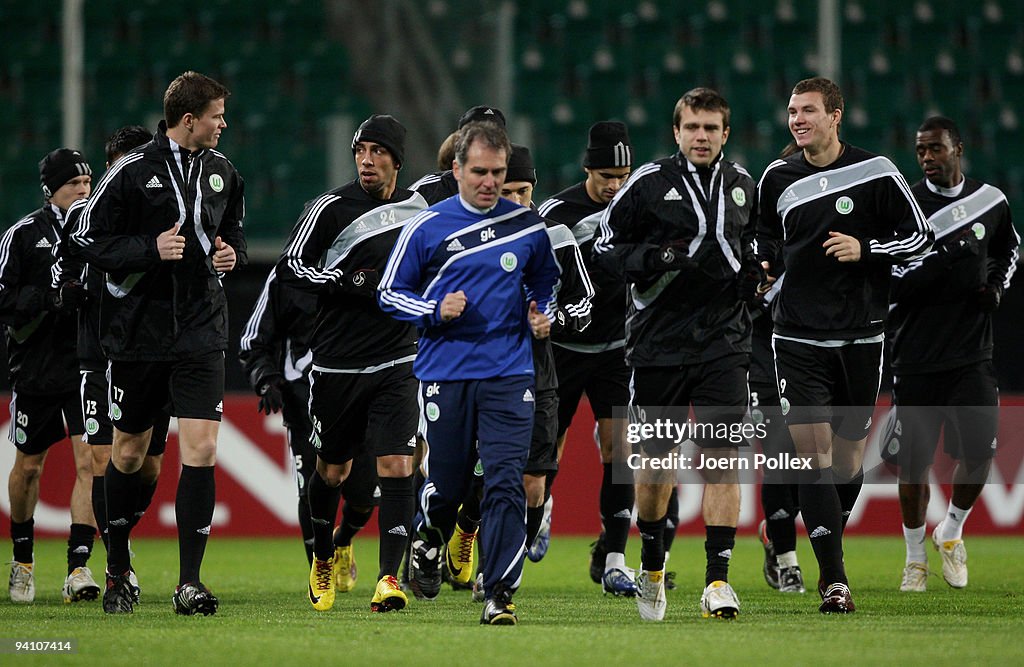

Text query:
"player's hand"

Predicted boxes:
[[256, 374, 285, 415], [157, 223, 186, 261], [936, 227, 980, 265], [823, 231, 861, 262], [736, 257, 767, 305], [439, 290, 467, 322], [974, 283, 1002, 313], [57, 279, 89, 310], [648, 239, 696, 272], [212, 236, 236, 272], [756, 260, 776, 297], [528, 300, 551, 339]]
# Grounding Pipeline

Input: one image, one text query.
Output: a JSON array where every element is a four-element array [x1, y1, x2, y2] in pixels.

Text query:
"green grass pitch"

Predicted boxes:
[[2, 535, 1022, 665]]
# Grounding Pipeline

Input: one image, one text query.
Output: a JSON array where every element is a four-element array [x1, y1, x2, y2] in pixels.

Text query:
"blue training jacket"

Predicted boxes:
[[379, 195, 560, 382]]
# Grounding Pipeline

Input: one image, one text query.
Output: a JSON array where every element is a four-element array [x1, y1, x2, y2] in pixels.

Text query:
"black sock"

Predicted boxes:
[[636, 515, 667, 571], [704, 525, 736, 585], [836, 468, 864, 532], [377, 475, 414, 578], [297, 495, 314, 566], [544, 468, 558, 501], [92, 475, 108, 553], [798, 467, 846, 585], [526, 504, 545, 548], [105, 461, 142, 575], [458, 474, 484, 528], [11, 518, 34, 563], [334, 502, 373, 548], [762, 481, 799, 554], [176, 464, 215, 586], [307, 471, 342, 561], [67, 523, 95, 574], [663, 486, 679, 555], [601, 463, 634, 554], [129, 480, 158, 531]]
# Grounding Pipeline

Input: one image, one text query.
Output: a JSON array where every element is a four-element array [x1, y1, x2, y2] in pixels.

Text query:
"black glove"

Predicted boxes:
[[975, 283, 1002, 313], [57, 280, 89, 311], [256, 374, 285, 415], [736, 258, 767, 305], [331, 269, 380, 297], [647, 240, 696, 272], [936, 227, 980, 265]]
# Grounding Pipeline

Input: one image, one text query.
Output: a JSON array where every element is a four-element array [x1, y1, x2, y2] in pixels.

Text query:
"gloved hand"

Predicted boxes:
[[256, 374, 285, 415], [736, 258, 767, 305], [974, 283, 1002, 313], [936, 227, 980, 265], [56, 280, 89, 311], [331, 269, 380, 297], [647, 240, 696, 272]]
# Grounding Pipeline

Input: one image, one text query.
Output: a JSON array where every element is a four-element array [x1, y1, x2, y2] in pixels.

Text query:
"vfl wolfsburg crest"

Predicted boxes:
[[86, 418, 100, 435], [500, 252, 518, 272], [731, 187, 746, 207], [780, 397, 791, 416], [835, 196, 854, 215], [209, 174, 224, 192], [15, 428, 26, 445], [426, 402, 440, 421], [111, 404, 122, 420], [971, 222, 986, 240]]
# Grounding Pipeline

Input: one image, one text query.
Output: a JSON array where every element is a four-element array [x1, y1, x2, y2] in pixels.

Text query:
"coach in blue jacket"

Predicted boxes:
[[379, 121, 560, 625]]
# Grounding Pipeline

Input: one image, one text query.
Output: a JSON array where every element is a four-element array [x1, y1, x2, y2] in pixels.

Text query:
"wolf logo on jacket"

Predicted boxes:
[[69, 71, 246, 615]]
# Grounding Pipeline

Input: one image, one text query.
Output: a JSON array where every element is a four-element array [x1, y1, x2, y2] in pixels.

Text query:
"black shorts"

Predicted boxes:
[[630, 355, 749, 449], [108, 352, 225, 434], [526, 388, 559, 475], [81, 369, 170, 455], [8, 390, 84, 455], [308, 363, 418, 465], [553, 345, 630, 434], [772, 337, 882, 441], [882, 362, 999, 477]]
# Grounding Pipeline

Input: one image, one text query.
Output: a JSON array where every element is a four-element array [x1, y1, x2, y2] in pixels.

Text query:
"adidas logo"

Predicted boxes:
[[216, 401, 224, 413], [388, 525, 409, 537], [769, 509, 790, 520], [446, 238, 465, 252], [145, 176, 162, 189], [640, 531, 655, 540], [197, 525, 211, 535], [783, 189, 798, 202], [13, 537, 30, 543], [809, 525, 831, 539], [523, 389, 534, 402], [613, 509, 632, 519], [109, 518, 129, 527], [356, 220, 369, 232], [73, 546, 90, 554], [311, 517, 330, 526], [663, 187, 682, 201], [35, 238, 52, 248], [718, 549, 733, 559]]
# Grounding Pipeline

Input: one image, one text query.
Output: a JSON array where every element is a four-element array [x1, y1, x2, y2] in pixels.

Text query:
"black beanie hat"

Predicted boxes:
[[39, 148, 92, 198], [352, 114, 406, 168], [458, 105, 507, 129], [583, 121, 632, 169], [506, 144, 537, 185]]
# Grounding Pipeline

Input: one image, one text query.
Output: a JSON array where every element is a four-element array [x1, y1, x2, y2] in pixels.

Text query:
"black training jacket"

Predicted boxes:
[[755, 143, 933, 341], [68, 121, 247, 361], [0, 204, 79, 394], [410, 170, 458, 206], [276, 180, 427, 370], [592, 153, 756, 367], [889, 177, 1019, 374]]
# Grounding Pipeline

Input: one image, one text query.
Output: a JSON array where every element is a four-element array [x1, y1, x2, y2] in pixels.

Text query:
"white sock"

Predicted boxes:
[[903, 524, 927, 563], [939, 502, 972, 541], [605, 551, 626, 572], [777, 550, 798, 568]]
